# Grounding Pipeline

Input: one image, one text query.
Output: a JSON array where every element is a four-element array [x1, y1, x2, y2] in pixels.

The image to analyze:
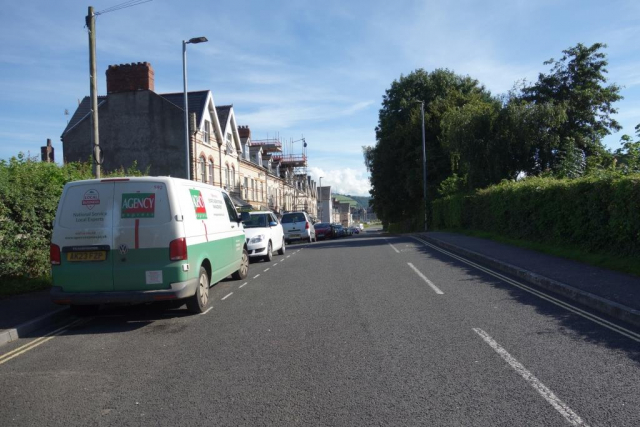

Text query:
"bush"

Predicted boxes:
[[0, 155, 147, 286], [431, 173, 640, 257]]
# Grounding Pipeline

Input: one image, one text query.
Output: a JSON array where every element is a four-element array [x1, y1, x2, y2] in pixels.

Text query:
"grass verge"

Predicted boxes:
[[0, 276, 52, 299], [441, 229, 640, 278]]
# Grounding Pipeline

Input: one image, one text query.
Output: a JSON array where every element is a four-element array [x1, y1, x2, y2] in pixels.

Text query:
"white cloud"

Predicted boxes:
[[308, 166, 370, 197]]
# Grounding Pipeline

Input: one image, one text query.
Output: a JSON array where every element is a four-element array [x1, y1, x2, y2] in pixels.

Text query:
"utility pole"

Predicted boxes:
[[86, 6, 101, 178], [420, 101, 427, 232]]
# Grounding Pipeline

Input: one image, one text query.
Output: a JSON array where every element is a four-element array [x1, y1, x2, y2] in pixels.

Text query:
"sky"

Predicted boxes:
[[1, 0, 639, 196]]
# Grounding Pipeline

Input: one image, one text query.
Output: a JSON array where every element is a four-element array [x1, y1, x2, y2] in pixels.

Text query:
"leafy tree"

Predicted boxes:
[[614, 124, 640, 174], [367, 69, 492, 225], [521, 43, 622, 172]]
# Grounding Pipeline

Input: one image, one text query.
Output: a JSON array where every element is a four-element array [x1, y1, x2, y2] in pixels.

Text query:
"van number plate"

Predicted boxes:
[[67, 251, 106, 262]]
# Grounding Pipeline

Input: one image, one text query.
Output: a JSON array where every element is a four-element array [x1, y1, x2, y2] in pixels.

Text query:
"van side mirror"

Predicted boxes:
[[269, 221, 277, 227]]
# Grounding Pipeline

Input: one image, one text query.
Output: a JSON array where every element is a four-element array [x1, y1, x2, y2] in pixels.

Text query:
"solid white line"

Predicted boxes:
[[386, 239, 400, 253], [221, 293, 233, 301], [264, 268, 270, 272], [411, 236, 640, 342], [407, 262, 444, 294], [201, 307, 213, 315], [239, 282, 247, 288], [473, 328, 589, 426], [253, 274, 260, 279]]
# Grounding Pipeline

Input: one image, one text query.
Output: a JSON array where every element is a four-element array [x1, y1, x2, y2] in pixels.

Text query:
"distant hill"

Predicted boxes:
[[333, 194, 370, 209]]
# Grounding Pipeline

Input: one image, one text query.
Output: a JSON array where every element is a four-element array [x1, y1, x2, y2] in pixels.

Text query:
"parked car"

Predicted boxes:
[[352, 227, 360, 234], [281, 211, 316, 243], [344, 226, 353, 236], [50, 177, 249, 315], [331, 223, 345, 237], [314, 222, 333, 240], [242, 211, 285, 262]]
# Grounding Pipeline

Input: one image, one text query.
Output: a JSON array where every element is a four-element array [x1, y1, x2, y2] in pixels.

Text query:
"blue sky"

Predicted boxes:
[[1, 0, 639, 196]]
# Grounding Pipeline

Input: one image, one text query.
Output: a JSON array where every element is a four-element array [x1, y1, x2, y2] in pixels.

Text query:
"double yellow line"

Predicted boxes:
[[0, 318, 88, 366], [412, 236, 640, 343]]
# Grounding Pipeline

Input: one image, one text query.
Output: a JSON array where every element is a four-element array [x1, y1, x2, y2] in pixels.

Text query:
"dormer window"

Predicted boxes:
[[226, 134, 234, 154], [204, 120, 211, 144]]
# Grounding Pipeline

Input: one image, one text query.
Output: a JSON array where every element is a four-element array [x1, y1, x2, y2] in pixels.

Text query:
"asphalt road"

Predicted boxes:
[[1, 228, 639, 426]]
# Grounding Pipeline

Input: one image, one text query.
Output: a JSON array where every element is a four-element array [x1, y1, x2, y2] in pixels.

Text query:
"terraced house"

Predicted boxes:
[[61, 62, 317, 218]]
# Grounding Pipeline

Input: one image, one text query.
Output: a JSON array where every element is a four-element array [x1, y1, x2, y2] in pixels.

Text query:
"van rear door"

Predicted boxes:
[[112, 180, 177, 292], [53, 182, 115, 292]]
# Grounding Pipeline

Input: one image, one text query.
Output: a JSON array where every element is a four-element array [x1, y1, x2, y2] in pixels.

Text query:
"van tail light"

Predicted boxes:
[[305, 221, 310, 230], [50, 244, 61, 265], [170, 238, 188, 261]]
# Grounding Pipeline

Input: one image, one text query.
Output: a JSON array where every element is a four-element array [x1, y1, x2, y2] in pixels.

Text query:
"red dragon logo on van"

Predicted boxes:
[[189, 189, 207, 220]]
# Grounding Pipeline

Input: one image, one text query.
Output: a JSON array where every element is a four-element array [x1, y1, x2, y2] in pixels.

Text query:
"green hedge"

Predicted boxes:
[[431, 174, 640, 257], [0, 155, 147, 284]]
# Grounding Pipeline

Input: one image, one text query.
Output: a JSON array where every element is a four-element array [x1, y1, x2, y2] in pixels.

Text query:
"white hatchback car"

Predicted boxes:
[[242, 211, 285, 262]]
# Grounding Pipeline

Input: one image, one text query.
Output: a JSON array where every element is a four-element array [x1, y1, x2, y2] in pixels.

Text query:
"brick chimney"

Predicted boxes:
[[106, 62, 155, 94], [238, 125, 251, 139]]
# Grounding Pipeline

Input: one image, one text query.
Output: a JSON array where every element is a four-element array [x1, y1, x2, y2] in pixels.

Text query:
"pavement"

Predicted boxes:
[[0, 291, 69, 347], [418, 231, 640, 328], [1, 229, 639, 426]]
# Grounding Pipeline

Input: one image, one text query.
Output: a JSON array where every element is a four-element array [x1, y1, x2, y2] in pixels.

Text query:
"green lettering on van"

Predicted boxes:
[[121, 193, 156, 218], [189, 189, 207, 220]]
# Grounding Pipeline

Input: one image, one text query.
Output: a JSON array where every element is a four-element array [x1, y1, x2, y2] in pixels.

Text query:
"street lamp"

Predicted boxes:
[[182, 36, 208, 180], [415, 100, 427, 231], [319, 176, 323, 222]]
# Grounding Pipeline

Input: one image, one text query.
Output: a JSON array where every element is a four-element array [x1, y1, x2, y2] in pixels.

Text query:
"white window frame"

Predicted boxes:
[[204, 120, 211, 144]]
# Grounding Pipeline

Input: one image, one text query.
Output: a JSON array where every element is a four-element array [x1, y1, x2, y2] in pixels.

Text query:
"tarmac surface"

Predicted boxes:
[[1, 228, 639, 426]]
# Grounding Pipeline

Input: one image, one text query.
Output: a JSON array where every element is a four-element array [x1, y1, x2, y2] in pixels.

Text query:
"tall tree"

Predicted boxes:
[[521, 43, 622, 170], [367, 69, 492, 224]]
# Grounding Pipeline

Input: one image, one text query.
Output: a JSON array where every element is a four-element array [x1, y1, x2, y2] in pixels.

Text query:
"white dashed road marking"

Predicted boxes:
[[221, 293, 233, 301], [239, 282, 247, 288], [201, 307, 213, 315], [386, 239, 400, 253], [264, 268, 270, 272], [253, 274, 260, 279], [407, 262, 444, 294], [473, 328, 589, 427]]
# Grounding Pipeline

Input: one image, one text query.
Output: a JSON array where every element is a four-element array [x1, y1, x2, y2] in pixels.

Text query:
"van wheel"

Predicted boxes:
[[70, 305, 99, 316], [232, 248, 249, 280], [263, 241, 273, 262], [278, 239, 286, 255], [187, 266, 209, 314]]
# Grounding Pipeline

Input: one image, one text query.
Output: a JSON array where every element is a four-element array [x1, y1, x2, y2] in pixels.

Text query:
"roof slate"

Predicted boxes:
[[216, 105, 232, 135], [160, 90, 210, 126], [61, 96, 107, 136], [62, 91, 211, 138]]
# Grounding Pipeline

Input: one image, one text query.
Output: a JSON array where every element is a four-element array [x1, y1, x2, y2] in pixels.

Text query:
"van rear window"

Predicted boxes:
[[58, 183, 114, 229], [281, 213, 306, 223]]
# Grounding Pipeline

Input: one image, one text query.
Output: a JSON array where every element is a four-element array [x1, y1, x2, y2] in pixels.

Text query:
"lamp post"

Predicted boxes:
[[416, 100, 427, 231], [182, 36, 208, 180], [319, 176, 323, 222]]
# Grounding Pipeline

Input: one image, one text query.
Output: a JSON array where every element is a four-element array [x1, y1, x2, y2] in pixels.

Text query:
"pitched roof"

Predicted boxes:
[[159, 90, 210, 126], [61, 96, 107, 136], [216, 105, 232, 134], [62, 91, 211, 138]]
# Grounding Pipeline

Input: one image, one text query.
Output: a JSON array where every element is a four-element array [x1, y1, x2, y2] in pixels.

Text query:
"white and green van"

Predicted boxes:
[[50, 177, 249, 314]]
